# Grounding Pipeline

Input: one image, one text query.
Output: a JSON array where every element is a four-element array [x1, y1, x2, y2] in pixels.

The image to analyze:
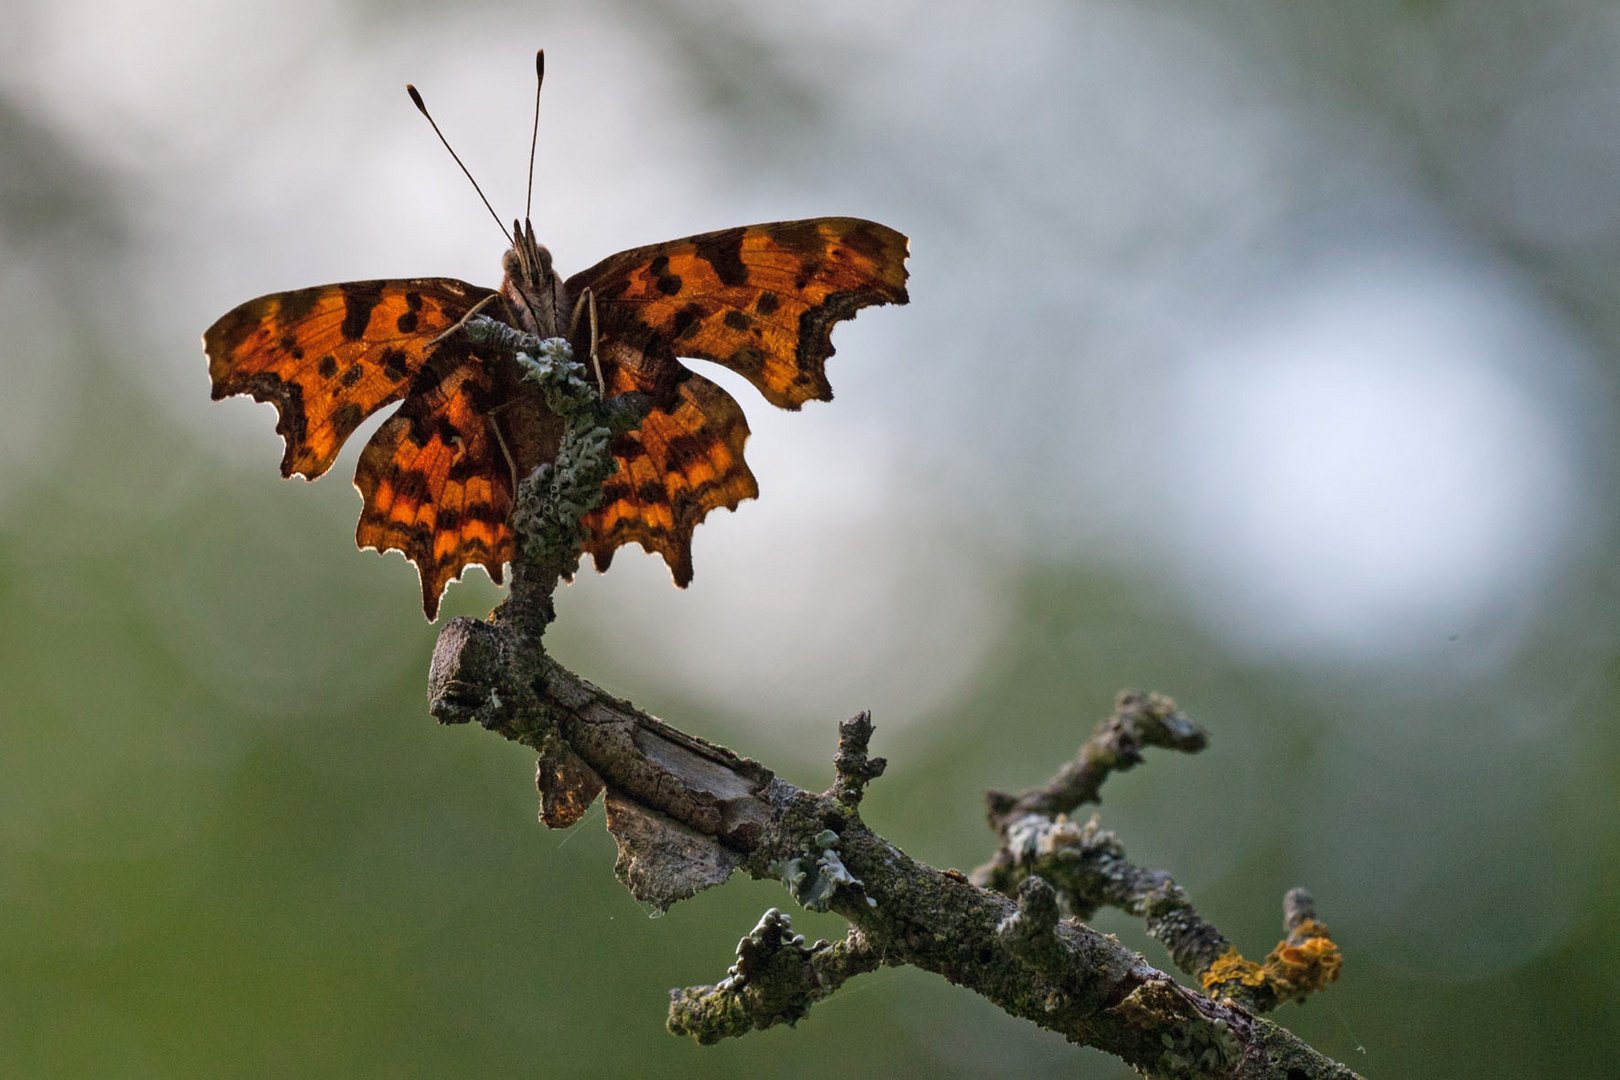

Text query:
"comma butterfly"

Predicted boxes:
[[203, 52, 909, 618]]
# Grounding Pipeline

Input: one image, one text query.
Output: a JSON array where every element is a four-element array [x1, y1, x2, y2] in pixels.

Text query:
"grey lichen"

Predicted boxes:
[[984, 808, 1235, 978], [511, 420, 615, 565], [995, 875, 1064, 960], [457, 318, 647, 623], [771, 829, 874, 913], [1110, 979, 1243, 1080], [719, 908, 816, 993], [1156, 1014, 1241, 1078]]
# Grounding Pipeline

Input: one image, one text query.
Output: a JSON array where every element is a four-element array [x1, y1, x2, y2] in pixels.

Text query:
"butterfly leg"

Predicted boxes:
[[429, 293, 500, 347], [566, 288, 605, 397], [487, 411, 522, 498]]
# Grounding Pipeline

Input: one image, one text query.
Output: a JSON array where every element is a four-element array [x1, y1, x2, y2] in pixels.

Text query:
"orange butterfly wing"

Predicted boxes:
[[567, 218, 909, 582], [205, 279, 511, 617], [585, 362, 758, 584], [352, 357, 514, 618], [204, 279, 494, 478]]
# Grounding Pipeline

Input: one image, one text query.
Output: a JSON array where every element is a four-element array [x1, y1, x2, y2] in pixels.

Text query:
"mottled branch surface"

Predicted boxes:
[[424, 331, 1358, 1079]]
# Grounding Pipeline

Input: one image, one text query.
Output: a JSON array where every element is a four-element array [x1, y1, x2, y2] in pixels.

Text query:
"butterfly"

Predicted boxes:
[[202, 53, 909, 619]]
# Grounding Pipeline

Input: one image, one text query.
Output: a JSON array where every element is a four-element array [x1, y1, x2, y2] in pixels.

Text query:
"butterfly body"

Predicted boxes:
[[206, 213, 908, 618]]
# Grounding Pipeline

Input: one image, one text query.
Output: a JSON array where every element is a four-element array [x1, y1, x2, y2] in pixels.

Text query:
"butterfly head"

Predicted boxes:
[[500, 217, 565, 338]]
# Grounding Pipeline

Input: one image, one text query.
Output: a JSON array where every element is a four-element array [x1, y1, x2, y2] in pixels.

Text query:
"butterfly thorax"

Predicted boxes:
[[481, 220, 571, 482], [498, 219, 568, 339]]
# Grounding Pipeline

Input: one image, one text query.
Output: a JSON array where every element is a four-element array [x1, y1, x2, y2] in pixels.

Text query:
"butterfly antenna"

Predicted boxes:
[[406, 83, 513, 246], [525, 49, 544, 224]]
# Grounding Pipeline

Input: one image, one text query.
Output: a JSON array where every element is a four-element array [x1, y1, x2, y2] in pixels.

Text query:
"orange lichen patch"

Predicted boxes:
[[1202, 921, 1343, 1005], [1262, 920, 1343, 998], [1202, 946, 1268, 992]]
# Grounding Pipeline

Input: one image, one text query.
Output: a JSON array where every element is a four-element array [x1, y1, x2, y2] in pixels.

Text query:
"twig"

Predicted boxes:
[[668, 912, 883, 1043], [973, 693, 1343, 1014], [983, 690, 1208, 826]]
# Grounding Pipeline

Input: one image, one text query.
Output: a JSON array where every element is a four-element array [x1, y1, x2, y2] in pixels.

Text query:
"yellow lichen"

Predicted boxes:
[[1200, 921, 1343, 1003], [1262, 921, 1343, 997], [1201, 946, 1267, 991]]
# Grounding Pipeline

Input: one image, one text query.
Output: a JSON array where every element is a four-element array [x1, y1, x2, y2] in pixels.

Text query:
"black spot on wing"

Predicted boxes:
[[331, 402, 365, 439], [277, 288, 321, 325], [841, 220, 891, 262], [672, 304, 704, 340], [380, 348, 410, 382], [690, 227, 748, 287], [341, 287, 379, 340], [649, 254, 683, 296]]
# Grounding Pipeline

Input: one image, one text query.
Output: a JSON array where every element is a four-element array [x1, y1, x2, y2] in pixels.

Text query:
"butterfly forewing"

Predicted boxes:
[[204, 278, 495, 479], [567, 218, 910, 410]]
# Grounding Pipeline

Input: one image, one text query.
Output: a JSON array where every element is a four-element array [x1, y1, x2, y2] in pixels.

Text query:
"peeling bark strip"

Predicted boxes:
[[421, 331, 1359, 1079]]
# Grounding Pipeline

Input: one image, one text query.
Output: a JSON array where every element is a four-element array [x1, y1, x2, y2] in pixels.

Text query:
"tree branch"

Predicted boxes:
[[426, 330, 1359, 1079]]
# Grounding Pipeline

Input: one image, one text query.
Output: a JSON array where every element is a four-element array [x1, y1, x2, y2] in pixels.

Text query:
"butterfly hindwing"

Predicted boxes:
[[204, 278, 495, 479], [567, 217, 909, 410], [353, 352, 514, 619], [583, 361, 758, 585]]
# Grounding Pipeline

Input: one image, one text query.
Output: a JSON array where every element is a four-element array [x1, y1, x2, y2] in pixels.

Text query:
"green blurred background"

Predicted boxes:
[[4, 1, 1618, 1075]]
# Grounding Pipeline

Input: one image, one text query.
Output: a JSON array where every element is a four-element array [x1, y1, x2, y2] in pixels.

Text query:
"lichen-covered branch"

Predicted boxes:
[[983, 690, 1209, 826], [458, 320, 646, 628], [668, 911, 883, 1043], [1201, 889, 1343, 1012], [971, 693, 1342, 1015], [423, 332, 1358, 1078]]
